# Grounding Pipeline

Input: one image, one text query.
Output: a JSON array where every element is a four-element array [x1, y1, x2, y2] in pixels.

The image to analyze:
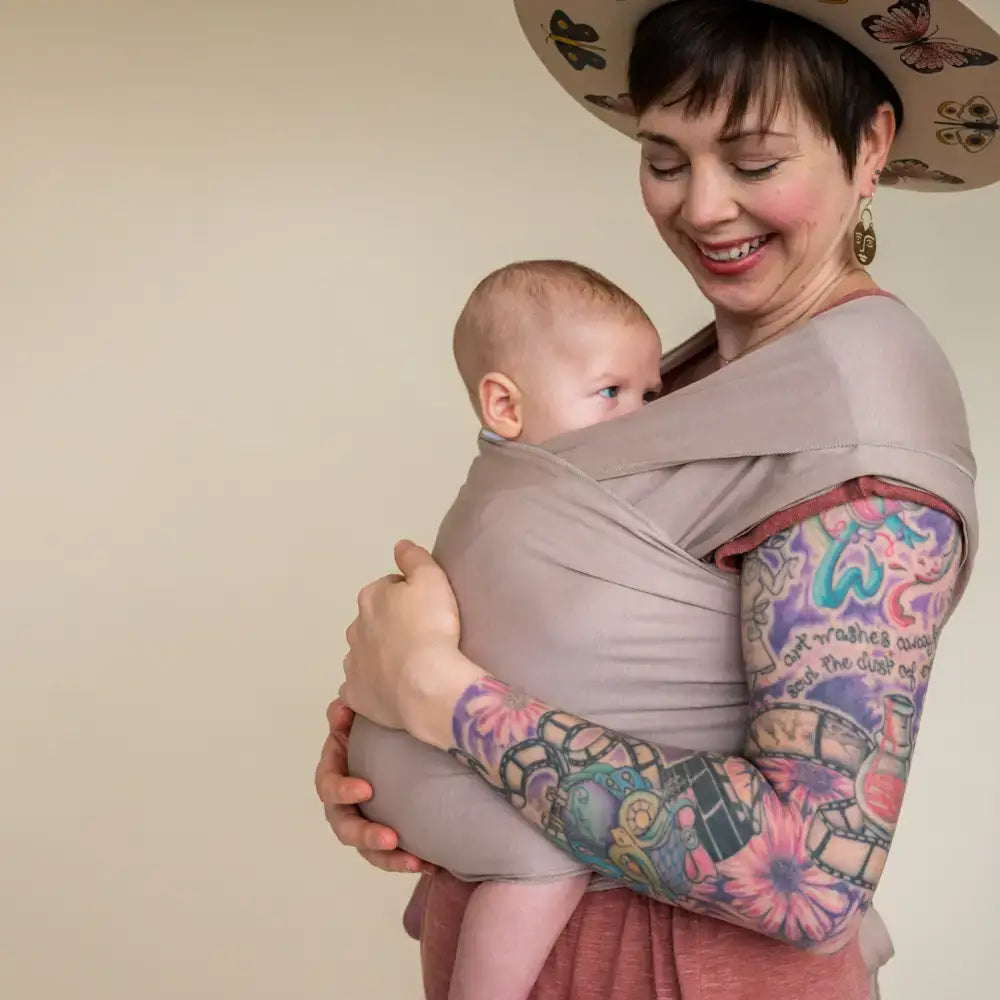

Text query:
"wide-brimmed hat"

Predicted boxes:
[[513, 1, 1000, 191]]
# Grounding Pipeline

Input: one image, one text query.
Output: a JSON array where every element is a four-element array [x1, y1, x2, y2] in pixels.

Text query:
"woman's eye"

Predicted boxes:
[[735, 162, 780, 180], [598, 386, 620, 399], [646, 161, 687, 179]]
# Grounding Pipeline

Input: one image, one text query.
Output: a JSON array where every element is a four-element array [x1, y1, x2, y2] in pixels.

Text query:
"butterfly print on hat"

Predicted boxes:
[[862, 0, 997, 74], [881, 158, 965, 185], [935, 96, 998, 152], [584, 93, 635, 115], [547, 9, 606, 71]]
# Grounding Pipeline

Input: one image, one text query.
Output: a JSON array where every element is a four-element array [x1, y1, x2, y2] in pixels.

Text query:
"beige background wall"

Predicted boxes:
[[2, 2, 998, 997]]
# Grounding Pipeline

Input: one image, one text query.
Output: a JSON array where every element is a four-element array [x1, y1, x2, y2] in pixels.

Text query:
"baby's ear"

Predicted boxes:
[[478, 372, 523, 440]]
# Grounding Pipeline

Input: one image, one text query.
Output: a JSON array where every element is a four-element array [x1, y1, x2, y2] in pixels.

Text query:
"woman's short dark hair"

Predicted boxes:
[[628, 0, 904, 176]]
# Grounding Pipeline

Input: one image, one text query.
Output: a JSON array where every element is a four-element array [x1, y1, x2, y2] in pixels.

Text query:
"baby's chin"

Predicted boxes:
[[529, 407, 648, 446]]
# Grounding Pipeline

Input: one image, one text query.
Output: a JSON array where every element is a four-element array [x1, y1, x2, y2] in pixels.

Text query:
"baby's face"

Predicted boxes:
[[518, 312, 664, 444]]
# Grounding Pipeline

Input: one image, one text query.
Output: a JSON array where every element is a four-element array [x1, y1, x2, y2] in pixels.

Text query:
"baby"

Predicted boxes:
[[451, 259, 663, 447], [406, 259, 663, 1000]]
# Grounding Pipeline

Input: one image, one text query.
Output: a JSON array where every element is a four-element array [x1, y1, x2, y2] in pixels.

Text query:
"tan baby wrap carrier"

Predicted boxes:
[[349, 295, 977, 972]]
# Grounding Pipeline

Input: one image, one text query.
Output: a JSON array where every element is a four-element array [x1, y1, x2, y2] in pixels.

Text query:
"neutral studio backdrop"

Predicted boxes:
[[2, 2, 998, 997]]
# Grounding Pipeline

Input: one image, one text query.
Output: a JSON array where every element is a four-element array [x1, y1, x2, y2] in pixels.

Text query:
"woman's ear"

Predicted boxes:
[[478, 372, 523, 440], [859, 102, 897, 197]]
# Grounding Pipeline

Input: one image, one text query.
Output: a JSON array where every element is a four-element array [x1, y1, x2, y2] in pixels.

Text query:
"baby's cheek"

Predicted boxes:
[[532, 397, 598, 440]]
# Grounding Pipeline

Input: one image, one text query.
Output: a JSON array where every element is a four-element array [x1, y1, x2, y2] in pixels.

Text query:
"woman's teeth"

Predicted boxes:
[[702, 236, 769, 262]]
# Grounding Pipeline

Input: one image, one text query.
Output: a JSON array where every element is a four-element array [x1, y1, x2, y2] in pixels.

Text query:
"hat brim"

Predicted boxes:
[[513, 0, 1000, 192]]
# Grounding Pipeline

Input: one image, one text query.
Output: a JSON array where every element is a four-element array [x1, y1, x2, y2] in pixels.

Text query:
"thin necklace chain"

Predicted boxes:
[[717, 324, 789, 365]]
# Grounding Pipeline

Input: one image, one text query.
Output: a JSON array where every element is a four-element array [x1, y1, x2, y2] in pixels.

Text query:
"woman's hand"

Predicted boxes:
[[314, 698, 431, 874], [341, 540, 484, 748]]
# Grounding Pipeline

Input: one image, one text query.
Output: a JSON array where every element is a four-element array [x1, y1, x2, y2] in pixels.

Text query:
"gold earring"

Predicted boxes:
[[853, 199, 877, 266]]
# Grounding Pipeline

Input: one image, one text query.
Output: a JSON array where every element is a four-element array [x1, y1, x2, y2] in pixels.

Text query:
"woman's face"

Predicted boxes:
[[637, 94, 885, 320]]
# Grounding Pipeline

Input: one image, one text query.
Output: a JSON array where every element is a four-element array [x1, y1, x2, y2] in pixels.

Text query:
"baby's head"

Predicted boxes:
[[453, 260, 663, 445]]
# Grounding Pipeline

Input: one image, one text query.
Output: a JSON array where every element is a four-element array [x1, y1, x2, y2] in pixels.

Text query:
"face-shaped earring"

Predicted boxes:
[[853, 200, 877, 266]]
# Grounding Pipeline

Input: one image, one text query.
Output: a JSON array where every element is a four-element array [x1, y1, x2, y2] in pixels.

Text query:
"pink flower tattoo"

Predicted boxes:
[[758, 757, 855, 819], [719, 798, 850, 944], [452, 677, 546, 767]]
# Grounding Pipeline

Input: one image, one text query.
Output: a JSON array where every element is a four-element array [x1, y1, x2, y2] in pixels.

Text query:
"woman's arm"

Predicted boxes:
[[344, 500, 961, 950]]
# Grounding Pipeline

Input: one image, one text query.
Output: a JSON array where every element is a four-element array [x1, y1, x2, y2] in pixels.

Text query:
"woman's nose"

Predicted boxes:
[[680, 166, 740, 233]]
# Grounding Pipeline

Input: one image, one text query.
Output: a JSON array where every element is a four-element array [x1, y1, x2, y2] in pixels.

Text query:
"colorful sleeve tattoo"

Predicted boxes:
[[446, 499, 961, 949]]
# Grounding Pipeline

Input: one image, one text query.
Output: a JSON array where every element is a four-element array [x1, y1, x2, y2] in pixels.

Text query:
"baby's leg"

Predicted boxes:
[[448, 873, 589, 1000], [403, 873, 432, 941]]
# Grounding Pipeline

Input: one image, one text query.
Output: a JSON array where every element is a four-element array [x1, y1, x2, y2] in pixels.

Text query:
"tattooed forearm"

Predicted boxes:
[[446, 499, 961, 949], [452, 695, 764, 909]]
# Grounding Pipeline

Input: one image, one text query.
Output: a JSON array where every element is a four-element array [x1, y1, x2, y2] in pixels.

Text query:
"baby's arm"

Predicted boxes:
[[448, 873, 589, 1000]]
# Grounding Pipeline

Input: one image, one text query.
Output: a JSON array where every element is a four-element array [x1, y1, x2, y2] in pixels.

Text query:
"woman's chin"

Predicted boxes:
[[692, 272, 779, 319], [677, 244, 782, 318]]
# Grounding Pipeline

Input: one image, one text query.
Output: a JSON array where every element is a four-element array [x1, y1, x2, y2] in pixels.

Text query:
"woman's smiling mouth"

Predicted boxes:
[[698, 235, 771, 262], [693, 235, 774, 275]]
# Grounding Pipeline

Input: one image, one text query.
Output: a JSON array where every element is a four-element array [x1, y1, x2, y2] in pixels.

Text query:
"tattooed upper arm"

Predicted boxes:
[[743, 498, 961, 904]]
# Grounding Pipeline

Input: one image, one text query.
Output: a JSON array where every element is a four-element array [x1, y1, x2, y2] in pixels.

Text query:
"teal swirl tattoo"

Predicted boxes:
[[813, 499, 927, 610], [814, 531, 883, 608]]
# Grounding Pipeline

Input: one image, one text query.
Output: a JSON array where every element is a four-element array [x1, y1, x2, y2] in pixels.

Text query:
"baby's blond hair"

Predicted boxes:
[[453, 260, 649, 412]]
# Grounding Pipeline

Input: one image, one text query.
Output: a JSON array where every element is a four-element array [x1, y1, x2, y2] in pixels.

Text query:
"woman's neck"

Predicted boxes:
[[714, 264, 877, 365]]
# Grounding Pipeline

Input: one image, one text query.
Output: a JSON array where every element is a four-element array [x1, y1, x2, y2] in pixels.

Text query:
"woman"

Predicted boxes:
[[320, 2, 997, 997]]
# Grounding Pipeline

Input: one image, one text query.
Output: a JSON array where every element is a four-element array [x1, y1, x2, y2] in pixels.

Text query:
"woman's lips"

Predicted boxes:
[[693, 234, 772, 276]]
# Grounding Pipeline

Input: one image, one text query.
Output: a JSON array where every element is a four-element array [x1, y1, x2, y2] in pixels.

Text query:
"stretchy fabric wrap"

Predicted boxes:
[[348, 295, 976, 986]]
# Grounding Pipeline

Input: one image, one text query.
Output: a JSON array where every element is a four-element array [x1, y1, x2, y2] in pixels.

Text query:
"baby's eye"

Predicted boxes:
[[642, 390, 660, 404], [598, 386, 620, 399]]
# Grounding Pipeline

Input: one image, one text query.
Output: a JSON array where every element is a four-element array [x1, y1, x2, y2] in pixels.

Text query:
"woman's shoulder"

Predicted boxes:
[[804, 291, 968, 434], [815, 290, 943, 370], [816, 287, 922, 339], [659, 291, 950, 398]]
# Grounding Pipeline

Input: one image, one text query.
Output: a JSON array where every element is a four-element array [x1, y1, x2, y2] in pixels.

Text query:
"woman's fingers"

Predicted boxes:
[[328, 804, 399, 850], [337, 680, 352, 710], [317, 697, 426, 873], [314, 708, 371, 808], [327, 698, 354, 738], [356, 574, 404, 613], [326, 801, 430, 873], [315, 731, 339, 801], [394, 539, 435, 577], [317, 699, 416, 869], [358, 847, 429, 874], [319, 772, 373, 808], [315, 727, 366, 796]]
